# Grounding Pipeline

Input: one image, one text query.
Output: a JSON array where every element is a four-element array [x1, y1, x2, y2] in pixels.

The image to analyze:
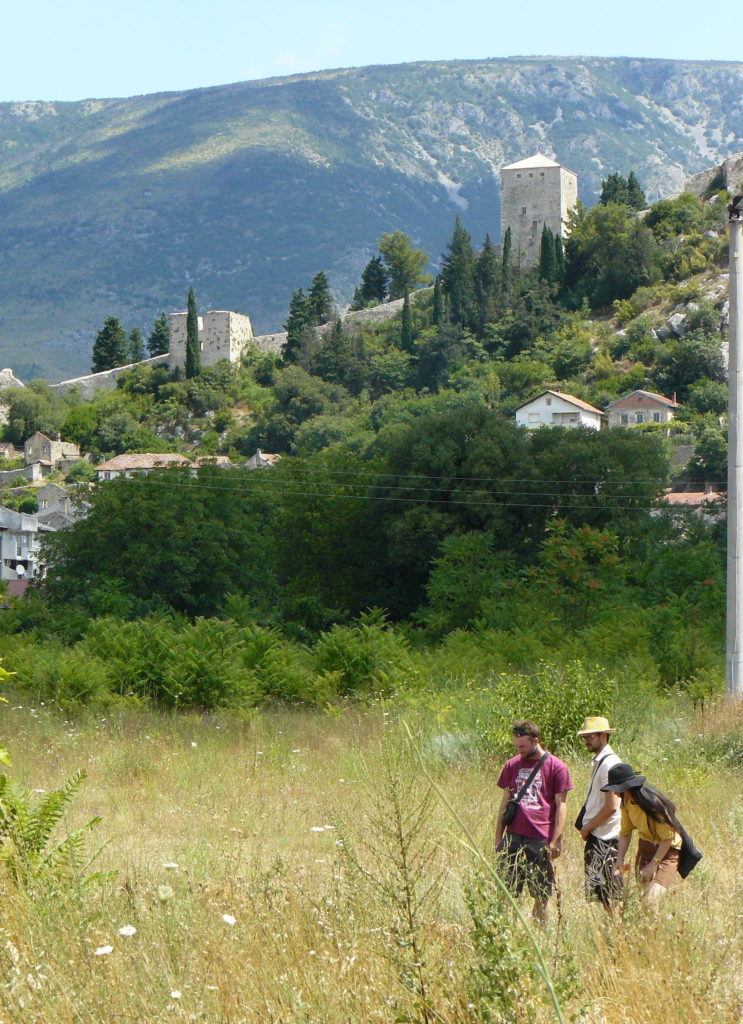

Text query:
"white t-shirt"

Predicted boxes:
[[584, 744, 621, 840]]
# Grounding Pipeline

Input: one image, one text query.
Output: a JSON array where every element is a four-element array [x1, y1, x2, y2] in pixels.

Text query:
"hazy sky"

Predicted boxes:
[[2, 0, 738, 102]]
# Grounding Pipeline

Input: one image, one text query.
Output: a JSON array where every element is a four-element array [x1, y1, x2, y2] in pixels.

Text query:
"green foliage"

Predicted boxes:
[[440, 216, 477, 329], [599, 170, 646, 210], [147, 312, 170, 357], [1, 380, 66, 444], [313, 610, 413, 696], [307, 270, 334, 324], [351, 255, 389, 309], [0, 770, 103, 886], [185, 287, 201, 379], [377, 230, 429, 299], [565, 203, 660, 309], [91, 316, 130, 373]]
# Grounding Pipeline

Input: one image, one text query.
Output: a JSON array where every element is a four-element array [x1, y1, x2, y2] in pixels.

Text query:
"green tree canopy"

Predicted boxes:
[[147, 313, 170, 357], [351, 256, 389, 309], [377, 230, 429, 299], [91, 317, 129, 373], [185, 287, 201, 379]]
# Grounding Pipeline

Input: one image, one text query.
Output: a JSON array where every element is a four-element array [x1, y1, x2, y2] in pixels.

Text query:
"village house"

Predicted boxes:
[[34, 482, 75, 517], [23, 431, 80, 470], [606, 390, 680, 428], [246, 449, 281, 469], [95, 453, 192, 481], [0, 506, 55, 581], [514, 390, 604, 430]]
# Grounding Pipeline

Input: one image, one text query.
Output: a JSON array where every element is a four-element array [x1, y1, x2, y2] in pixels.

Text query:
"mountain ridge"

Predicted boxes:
[[1, 55, 742, 380]]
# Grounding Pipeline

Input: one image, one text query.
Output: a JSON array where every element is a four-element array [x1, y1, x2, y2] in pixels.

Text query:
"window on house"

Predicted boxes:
[[517, 173, 522, 178], [521, 207, 527, 215], [540, 171, 545, 177], [545, 397, 552, 405], [529, 172, 534, 178], [621, 414, 628, 425], [636, 413, 644, 423], [653, 412, 661, 422]]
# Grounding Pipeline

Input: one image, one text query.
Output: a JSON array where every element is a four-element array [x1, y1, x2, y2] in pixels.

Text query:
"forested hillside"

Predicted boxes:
[[1, 55, 743, 378], [0, 178, 730, 708]]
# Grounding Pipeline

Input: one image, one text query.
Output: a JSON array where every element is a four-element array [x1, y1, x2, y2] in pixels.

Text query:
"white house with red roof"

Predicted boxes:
[[605, 390, 680, 428], [95, 453, 191, 481], [514, 390, 603, 430]]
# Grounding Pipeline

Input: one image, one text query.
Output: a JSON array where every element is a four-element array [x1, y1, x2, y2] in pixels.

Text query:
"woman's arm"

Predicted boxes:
[[614, 831, 632, 873]]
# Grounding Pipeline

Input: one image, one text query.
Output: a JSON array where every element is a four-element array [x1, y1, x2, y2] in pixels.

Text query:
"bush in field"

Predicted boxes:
[[312, 610, 414, 696], [4, 641, 111, 710]]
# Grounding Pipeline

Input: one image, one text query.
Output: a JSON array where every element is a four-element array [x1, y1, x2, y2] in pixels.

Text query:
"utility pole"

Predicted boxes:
[[726, 195, 743, 697]]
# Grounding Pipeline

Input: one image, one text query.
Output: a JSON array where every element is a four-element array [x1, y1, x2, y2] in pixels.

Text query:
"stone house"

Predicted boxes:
[[169, 310, 255, 371], [35, 482, 74, 517], [606, 390, 679, 428], [500, 153, 578, 267], [24, 431, 80, 469], [246, 449, 281, 470], [95, 453, 192, 481], [515, 390, 603, 430]]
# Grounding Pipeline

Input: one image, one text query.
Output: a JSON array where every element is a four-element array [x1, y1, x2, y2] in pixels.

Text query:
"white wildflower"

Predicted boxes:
[[222, 914, 236, 926], [170, 989, 182, 999], [310, 826, 325, 832], [118, 925, 137, 937], [93, 945, 113, 956], [156, 885, 174, 903], [162, 862, 179, 870]]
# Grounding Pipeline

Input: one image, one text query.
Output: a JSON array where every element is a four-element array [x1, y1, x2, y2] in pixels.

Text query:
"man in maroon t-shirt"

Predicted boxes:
[[495, 720, 573, 923]]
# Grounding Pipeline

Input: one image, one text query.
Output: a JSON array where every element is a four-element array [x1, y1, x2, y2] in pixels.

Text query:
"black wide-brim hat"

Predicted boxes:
[[601, 762, 646, 792]]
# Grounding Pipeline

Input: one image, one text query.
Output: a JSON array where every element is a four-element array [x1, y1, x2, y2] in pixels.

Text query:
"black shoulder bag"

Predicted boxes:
[[574, 752, 612, 832], [501, 753, 548, 826]]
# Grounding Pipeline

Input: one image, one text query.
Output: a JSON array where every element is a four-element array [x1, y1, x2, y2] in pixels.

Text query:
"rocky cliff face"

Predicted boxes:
[[1, 56, 742, 379]]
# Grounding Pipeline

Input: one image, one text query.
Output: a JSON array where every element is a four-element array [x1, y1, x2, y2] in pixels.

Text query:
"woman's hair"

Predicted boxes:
[[631, 783, 679, 829]]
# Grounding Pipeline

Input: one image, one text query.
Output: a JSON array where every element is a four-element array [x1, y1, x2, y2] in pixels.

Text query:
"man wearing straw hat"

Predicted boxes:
[[575, 716, 622, 907]]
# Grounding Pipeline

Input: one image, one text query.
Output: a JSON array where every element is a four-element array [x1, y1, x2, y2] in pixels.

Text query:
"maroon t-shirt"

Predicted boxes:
[[497, 752, 573, 840]]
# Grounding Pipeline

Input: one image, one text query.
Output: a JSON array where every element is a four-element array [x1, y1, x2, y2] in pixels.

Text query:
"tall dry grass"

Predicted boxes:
[[0, 697, 740, 1023]]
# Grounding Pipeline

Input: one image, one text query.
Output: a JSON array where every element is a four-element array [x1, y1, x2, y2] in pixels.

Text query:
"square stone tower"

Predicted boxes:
[[168, 310, 253, 370], [500, 153, 578, 267]]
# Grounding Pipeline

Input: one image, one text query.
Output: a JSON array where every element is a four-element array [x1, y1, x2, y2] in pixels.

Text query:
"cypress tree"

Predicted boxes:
[[501, 226, 512, 298], [474, 233, 499, 328], [554, 234, 565, 286], [185, 287, 201, 378], [400, 293, 413, 351], [147, 313, 170, 357], [282, 287, 312, 364], [432, 275, 443, 326], [539, 224, 558, 283]]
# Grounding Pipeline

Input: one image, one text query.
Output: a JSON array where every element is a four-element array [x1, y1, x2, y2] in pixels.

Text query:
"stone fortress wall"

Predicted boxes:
[[500, 154, 578, 267]]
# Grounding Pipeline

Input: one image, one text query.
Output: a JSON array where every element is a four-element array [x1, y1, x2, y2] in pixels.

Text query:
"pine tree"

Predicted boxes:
[[400, 293, 413, 351], [128, 327, 144, 363], [440, 216, 476, 329], [91, 317, 129, 373], [432, 275, 443, 326], [599, 173, 630, 207], [282, 287, 312, 364], [350, 256, 388, 309], [315, 319, 353, 385], [626, 171, 647, 211], [377, 230, 429, 299], [538, 224, 558, 283], [147, 313, 170, 357], [185, 287, 201, 379], [307, 271, 333, 324]]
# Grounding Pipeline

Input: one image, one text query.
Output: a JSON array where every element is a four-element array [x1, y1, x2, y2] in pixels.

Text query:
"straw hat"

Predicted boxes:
[[576, 716, 614, 736]]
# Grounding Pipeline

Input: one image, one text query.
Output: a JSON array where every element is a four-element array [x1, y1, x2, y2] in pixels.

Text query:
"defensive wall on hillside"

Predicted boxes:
[[42, 291, 428, 399]]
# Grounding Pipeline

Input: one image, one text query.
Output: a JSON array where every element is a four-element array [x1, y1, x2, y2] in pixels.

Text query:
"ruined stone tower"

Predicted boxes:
[[168, 310, 254, 371], [500, 153, 578, 267]]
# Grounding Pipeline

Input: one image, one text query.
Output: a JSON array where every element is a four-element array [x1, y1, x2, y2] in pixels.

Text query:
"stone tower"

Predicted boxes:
[[500, 153, 578, 267], [168, 310, 254, 371]]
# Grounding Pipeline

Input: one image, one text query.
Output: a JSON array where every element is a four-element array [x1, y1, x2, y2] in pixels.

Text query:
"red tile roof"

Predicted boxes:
[[95, 453, 191, 472]]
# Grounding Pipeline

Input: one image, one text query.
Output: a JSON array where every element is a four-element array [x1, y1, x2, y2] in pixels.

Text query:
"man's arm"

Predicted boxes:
[[494, 788, 511, 848], [580, 790, 620, 841], [548, 790, 568, 859]]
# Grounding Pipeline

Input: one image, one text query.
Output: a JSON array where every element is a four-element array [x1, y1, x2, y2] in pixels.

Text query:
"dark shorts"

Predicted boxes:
[[584, 834, 622, 905], [497, 832, 554, 900]]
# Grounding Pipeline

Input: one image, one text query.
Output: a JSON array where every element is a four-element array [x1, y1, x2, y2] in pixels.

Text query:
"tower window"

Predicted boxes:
[[521, 207, 527, 215], [517, 173, 522, 178], [529, 172, 533, 178]]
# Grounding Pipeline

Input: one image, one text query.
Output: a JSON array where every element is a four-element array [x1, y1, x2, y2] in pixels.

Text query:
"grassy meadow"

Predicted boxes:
[[0, 693, 741, 1024]]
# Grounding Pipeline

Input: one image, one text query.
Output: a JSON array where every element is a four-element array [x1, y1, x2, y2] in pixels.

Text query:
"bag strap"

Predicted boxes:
[[585, 752, 612, 803], [512, 752, 548, 804]]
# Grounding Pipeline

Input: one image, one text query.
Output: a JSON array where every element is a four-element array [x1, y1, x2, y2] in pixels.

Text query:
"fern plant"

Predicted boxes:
[[0, 769, 104, 886]]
